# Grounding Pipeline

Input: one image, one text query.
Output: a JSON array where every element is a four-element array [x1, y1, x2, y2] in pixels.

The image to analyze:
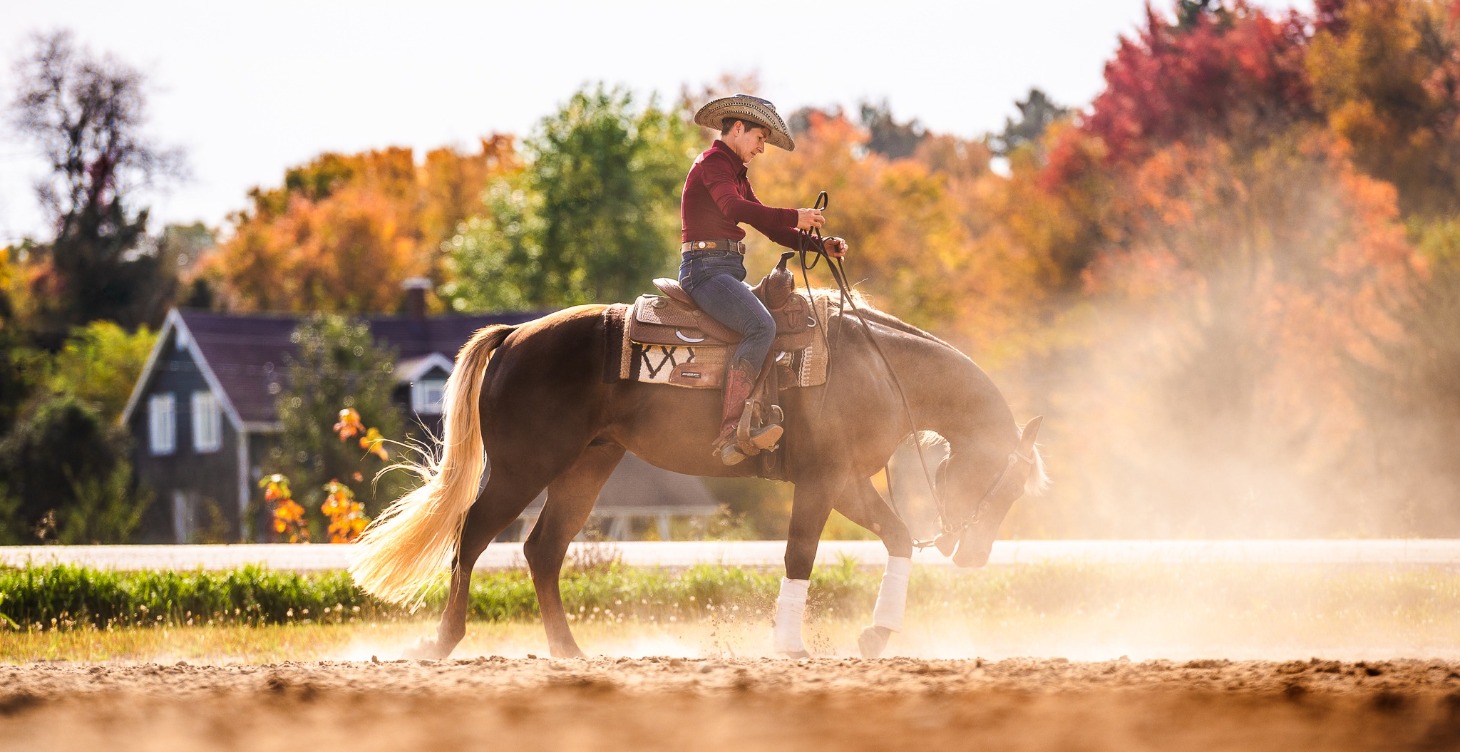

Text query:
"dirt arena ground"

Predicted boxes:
[[3, 657, 1459, 751]]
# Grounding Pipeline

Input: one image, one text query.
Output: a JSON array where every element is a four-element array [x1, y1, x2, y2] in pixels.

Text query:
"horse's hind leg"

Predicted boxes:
[[833, 476, 915, 658], [524, 442, 626, 658], [408, 474, 544, 660]]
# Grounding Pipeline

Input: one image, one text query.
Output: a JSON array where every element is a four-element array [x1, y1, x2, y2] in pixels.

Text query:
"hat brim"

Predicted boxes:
[[694, 96, 795, 152]]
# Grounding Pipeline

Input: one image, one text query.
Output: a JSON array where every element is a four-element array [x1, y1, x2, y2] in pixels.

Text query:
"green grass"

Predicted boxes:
[[4, 560, 1460, 663], [0, 558, 877, 632]]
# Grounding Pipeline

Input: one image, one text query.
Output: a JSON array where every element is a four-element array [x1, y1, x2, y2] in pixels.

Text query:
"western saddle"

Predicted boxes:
[[627, 252, 817, 359]]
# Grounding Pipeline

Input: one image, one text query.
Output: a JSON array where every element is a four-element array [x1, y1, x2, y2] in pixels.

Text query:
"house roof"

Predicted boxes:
[[124, 308, 542, 429]]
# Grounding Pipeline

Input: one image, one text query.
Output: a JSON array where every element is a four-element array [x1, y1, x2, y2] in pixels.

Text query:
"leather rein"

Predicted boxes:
[[793, 191, 1018, 551]]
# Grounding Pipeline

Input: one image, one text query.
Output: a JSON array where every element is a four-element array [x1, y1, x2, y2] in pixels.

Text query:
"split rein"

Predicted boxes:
[[793, 192, 966, 550]]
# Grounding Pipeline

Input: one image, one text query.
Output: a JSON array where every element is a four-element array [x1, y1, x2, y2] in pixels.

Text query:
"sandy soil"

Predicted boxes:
[[3, 657, 1459, 751]]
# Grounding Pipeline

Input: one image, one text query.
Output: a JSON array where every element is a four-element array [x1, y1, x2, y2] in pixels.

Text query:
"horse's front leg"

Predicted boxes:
[[833, 476, 914, 659], [775, 476, 845, 657]]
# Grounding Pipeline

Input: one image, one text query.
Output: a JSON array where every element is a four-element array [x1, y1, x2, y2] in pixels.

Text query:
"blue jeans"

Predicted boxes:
[[679, 251, 774, 371]]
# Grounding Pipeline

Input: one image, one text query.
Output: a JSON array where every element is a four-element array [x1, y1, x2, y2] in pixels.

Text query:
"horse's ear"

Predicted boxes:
[[1018, 416, 1043, 456]]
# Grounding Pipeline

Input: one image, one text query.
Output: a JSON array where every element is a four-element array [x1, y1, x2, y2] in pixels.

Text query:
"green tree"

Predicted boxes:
[[0, 247, 41, 435], [266, 314, 406, 528], [44, 321, 157, 422], [0, 481, 23, 545], [8, 30, 185, 346], [0, 395, 145, 543], [859, 99, 926, 160], [444, 84, 696, 310], [993, 88, 1071, 157]]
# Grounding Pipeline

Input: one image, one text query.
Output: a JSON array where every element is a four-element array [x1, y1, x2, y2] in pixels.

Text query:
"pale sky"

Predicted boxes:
[[0, 0, 1310, 245]]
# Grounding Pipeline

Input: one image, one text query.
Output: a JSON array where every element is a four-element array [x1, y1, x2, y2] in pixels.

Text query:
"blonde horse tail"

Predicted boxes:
[[349, 324, 516, 607]]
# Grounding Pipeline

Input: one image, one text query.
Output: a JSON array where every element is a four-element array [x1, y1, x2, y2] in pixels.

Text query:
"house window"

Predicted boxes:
[[412, 379, 448, 415], [149, 394, 176, 455], [192, 391, 221, 453]]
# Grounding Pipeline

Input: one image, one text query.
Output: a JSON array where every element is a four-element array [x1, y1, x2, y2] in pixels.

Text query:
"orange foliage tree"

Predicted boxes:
[[206, 137, 518, 313], [1307, 0, 1460, 215], [1054, 130, 1419, 535], [985, 0, 1443, 537], [752, 112, 1046, 360]]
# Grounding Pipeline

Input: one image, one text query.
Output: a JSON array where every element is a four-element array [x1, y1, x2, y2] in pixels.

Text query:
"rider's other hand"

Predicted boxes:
[[824, 237, 848, 258], [796, 208, 825, 231]]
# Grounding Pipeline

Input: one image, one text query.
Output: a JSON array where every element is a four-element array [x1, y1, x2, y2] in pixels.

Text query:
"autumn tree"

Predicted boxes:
[[962, 0, 1460, 539], [8, 31, 185, 346], [1347, 218, 1460, 533], [1306, 0, 1460, 215], [752, 110, 1054, 358], [210, 138, 517, 314], [443, 85, 696, 310], [1076, 1, 1314, 170]]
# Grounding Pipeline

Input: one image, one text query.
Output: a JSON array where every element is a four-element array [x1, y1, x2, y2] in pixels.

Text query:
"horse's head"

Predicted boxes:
[[936, 416, 1045, 568]]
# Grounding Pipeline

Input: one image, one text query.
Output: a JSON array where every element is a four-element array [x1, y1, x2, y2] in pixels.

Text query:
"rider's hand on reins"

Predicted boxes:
[[796, 208, 826, 232], [823, 237, 848, 259]]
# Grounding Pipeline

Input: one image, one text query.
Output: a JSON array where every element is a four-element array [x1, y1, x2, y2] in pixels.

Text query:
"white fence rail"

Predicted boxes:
[[2, 539, 1458, 572]]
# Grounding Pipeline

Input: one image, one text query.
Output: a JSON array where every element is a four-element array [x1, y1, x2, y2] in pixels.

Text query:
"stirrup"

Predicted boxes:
[[736, 401, 783, 453]]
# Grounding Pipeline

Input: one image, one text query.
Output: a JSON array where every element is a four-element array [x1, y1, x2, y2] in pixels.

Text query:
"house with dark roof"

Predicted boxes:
[[120, 295, 718, 543]]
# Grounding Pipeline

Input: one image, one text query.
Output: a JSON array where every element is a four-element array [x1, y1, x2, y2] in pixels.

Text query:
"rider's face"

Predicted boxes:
[[724, 122, 769, 163]]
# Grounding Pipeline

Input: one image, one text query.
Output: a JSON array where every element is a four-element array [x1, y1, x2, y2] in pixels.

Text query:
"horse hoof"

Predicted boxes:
[[858, 626, 891, 659], [403, 637, 451, 661]]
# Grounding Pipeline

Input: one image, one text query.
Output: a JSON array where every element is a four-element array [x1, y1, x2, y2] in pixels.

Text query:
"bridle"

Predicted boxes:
[[794, 191, 1033, 553], [917, 447, 1036, 554]]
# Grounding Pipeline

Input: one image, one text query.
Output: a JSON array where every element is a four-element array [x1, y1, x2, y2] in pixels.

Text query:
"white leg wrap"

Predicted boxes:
[[871, 556, 913, 632], [773, 577, 810, 654]]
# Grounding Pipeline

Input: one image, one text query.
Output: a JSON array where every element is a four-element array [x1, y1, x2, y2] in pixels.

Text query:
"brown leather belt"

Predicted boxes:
[[681, 239, 746, 254]]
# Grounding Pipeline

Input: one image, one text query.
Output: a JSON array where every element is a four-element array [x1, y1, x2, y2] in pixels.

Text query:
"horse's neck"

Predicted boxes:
[[863, 319, 1013, 445]]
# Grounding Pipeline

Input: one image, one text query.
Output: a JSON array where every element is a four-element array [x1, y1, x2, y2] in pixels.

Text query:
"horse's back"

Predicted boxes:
[[487, 304, 611, 381]]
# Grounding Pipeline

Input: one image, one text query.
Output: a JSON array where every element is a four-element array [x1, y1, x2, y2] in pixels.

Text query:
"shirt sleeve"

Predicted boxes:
[[742, 180, 808, 250], [701, 154, 802, 248]]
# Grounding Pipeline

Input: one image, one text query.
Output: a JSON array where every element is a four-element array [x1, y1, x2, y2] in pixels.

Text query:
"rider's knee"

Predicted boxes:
[[745, 307, 775, 343]]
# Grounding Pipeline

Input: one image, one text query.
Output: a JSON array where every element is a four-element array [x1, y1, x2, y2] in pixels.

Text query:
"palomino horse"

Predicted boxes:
[[349, 293, 1046, 659]]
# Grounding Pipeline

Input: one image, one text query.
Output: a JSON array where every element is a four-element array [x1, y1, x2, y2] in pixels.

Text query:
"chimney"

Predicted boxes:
[[402, 277, 430, 319]]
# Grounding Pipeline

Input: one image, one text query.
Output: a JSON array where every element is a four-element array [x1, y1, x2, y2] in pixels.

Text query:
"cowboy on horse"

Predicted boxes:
[[347, 95, 1046, 662], [680, 94, 849, 465]]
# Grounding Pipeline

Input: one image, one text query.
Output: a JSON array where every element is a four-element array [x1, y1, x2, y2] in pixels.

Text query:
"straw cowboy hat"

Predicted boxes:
[[694, 94, 796, 152]]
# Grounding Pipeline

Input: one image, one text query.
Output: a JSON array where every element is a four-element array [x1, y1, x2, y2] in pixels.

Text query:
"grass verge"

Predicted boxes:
[[3, 560, 1460, 663]]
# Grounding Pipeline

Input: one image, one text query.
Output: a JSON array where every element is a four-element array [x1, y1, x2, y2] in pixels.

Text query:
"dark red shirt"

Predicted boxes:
[[681, 140, 802, 250]]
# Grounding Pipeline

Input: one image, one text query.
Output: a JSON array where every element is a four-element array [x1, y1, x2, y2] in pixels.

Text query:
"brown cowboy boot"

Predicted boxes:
[[712, 360, 783, 465]]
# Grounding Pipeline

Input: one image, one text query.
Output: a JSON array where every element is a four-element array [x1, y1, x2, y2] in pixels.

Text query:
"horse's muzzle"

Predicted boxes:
[[951, 526, 995, 568]]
